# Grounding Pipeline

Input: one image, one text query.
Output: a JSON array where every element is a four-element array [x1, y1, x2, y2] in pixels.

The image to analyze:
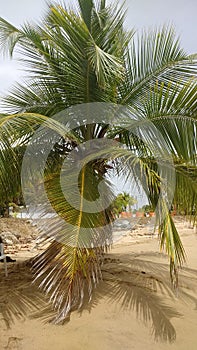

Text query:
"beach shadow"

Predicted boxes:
[[78, 254, 197, 343], [0, 261, 55, 329], [78, 262, 178, 343], [0, 254, 196, 344], [92, 281, 179, 343]]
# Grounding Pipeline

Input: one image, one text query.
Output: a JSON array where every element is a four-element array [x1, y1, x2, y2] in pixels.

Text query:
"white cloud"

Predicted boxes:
[[126, 0, 197, 54], [0, 61, 22, 94]]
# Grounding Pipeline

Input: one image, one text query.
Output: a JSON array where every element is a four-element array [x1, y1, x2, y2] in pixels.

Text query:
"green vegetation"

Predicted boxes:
[[0, 0, 196, 323], [112, 192, 137, 216]]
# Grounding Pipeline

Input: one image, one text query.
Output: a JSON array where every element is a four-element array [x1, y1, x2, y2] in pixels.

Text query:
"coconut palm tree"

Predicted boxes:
[[112, 192, 137, 215], [0, 0, 196, 323]]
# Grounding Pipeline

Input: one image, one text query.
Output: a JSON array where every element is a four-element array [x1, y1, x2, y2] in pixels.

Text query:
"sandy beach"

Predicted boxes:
[[0, 217, 197, 350]]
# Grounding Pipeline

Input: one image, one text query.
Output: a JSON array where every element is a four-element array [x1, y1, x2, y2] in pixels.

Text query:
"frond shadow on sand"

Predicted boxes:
[[0, 252, 197, 344]]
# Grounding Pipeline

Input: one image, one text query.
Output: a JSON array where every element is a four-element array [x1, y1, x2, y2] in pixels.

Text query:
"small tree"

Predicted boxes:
[[112, 192, 137, 216]]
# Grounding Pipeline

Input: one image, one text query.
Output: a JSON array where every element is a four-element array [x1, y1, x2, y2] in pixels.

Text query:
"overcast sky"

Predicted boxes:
[[0, 0, 196, 96]]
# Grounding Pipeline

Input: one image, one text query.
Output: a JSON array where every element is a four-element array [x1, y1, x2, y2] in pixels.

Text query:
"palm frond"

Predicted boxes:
[[86, 43, 124, 87], [24, 148, 115, 323], [78, 0, 94, 31], [141, 81, 197, 119], [120, 26, 197, 105], [0, 17, 24, 57]]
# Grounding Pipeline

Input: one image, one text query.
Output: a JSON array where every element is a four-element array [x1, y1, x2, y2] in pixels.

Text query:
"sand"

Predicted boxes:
[[0, 218, 197, 350]]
